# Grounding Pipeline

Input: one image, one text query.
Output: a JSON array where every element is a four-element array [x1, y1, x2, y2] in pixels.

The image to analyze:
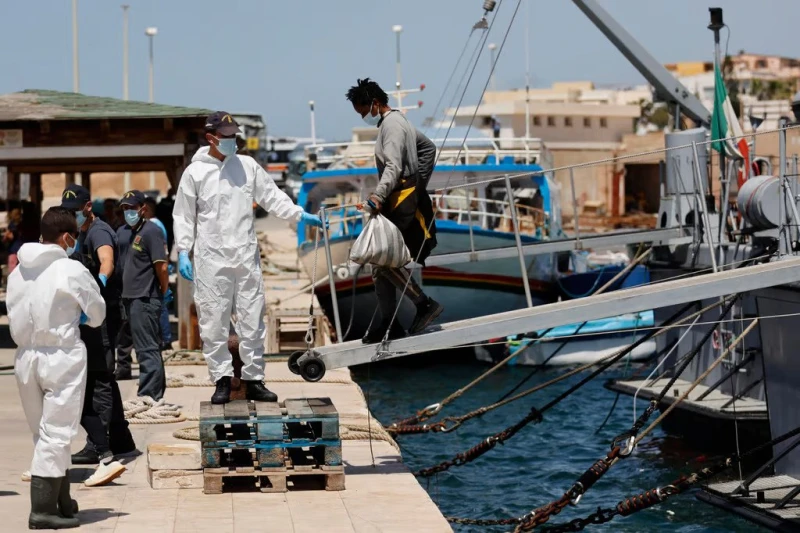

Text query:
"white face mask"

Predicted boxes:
[[212, 135, 238, 157], [362, 102, 381, 127]]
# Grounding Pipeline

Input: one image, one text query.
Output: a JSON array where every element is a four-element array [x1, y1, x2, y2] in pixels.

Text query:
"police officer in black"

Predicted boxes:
[[118, 190, 171, 401], [59, 184, 136, 467], [114, 217, 135, 380]]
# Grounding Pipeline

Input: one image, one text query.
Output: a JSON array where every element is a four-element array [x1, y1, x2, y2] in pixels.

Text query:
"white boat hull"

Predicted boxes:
[[474, 334, 657, 366], [300, 229, 555, 340]]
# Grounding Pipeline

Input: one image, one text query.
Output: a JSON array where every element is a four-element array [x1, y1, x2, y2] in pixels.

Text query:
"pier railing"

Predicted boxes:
[[304, 137, 553, 170], [308, 123, 800, 343]]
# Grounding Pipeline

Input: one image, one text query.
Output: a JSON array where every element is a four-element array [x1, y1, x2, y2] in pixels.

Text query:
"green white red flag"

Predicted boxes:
[[710, 61, 749, 166]]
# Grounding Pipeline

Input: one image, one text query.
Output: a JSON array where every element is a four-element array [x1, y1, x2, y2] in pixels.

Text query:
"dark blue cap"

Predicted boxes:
[[119, 189, 146, 207], [60, 184, 91, 210], [204, 111, 240, 136]]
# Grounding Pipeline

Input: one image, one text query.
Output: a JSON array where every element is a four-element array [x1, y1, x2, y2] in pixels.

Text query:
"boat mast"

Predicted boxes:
[[524, 0, 531, 142]]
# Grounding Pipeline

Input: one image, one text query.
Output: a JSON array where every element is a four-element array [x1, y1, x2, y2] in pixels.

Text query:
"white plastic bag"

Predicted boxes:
[[349, 214, 411, 268]]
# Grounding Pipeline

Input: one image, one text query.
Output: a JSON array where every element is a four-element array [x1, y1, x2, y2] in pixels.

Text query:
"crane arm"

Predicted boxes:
[[572, 0, 711, 126]]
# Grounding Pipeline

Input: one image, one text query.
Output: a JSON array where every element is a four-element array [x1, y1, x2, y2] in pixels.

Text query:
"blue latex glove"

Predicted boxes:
[[301, 212, 327, 229], [98, 273, 108, 287], [80, 312, 88, 325], [163, 288, 174, 305], [178, 251, 194, 281], [168, 263, 176, 275]]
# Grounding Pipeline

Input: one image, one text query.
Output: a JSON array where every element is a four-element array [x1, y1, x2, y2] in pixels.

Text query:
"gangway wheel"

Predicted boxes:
[[300, 357, 326, 382], [288, 351, 306, 375]]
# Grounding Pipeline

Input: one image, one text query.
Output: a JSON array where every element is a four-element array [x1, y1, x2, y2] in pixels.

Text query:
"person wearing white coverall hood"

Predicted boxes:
[[9, 206, 106, 530], [173, 111, 324, 404]]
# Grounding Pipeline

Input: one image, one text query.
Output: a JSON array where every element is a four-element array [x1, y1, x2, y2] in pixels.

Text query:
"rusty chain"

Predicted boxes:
[[448, 422, 800, 531], [517, 459, 734, 532], [415, 407, 543, 477]]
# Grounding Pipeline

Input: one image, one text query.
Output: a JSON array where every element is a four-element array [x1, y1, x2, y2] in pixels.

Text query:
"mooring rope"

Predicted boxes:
[[123, 397, 187, 425]]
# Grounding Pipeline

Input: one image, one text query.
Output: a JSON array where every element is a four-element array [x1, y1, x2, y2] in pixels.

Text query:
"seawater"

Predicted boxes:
[[352, 358, 767, 533]]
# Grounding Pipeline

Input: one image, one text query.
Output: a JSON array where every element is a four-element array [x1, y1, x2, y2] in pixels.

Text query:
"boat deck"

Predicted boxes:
[[698, 475, 800, 532], [606, 377, 767, 420]]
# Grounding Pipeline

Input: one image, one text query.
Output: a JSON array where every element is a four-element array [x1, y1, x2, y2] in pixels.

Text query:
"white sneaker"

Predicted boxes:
[[21, 471, 30, 482], [84, 460, 126, 487]]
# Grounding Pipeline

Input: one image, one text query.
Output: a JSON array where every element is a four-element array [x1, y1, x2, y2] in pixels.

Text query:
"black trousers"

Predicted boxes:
[[79, 301, 133, 456], [372, 267, 427, 324], [115, 312, 133, 375]]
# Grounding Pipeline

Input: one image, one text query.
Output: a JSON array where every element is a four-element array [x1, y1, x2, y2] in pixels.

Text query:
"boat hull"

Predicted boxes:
[[474, 333, 656, 366], [301, 228, 556, 340]]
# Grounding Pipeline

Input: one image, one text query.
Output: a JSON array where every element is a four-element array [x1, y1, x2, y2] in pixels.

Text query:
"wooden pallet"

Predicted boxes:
[[202, 440, 342, 469], [267, 308, 326, 354], [203, 463, 345, 494], [199, 398, 339, 444], [200, 398, 341, 469]]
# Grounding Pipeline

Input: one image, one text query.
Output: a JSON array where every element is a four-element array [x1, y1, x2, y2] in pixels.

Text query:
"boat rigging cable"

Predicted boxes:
[[494, 249, 651, 404], [386, 248, 651, 433], [412, 297, 732, 475], [422, 29, 481, 137], [445, 319, 757, 530], [377, 0, 525, 355]]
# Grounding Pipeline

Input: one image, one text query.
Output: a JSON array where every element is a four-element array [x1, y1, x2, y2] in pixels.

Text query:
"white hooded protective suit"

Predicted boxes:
[[173, 147, 303, 382], [9, 243, 106, 478]]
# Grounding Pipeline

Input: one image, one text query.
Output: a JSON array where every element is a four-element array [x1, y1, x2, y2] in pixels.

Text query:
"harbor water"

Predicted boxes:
[[353, 356, 768, 532]]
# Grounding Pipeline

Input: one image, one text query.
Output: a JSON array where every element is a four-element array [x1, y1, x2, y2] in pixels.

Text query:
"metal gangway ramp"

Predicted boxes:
[[292, 256, 800, 381]]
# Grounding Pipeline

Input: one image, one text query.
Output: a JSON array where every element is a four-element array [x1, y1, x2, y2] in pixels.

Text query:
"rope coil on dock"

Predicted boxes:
[[123, 397, 187, 424]]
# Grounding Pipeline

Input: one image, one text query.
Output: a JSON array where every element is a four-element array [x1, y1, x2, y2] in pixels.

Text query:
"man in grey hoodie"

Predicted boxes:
[[346, 78, 444, 344]]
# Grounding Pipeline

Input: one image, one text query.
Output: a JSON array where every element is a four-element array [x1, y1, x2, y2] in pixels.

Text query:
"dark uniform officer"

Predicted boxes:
[[119, 190, 170, 401], [60, 184, 135, 465], [114, 222, 134, 380]]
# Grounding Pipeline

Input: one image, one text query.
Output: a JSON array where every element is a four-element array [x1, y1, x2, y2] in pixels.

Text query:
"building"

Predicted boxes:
[[668, 53, 800, 133], [443, 82, 648, 219]]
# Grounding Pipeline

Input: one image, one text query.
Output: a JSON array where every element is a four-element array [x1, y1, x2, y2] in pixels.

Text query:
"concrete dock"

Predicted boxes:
[[0, 217, 451, 532]]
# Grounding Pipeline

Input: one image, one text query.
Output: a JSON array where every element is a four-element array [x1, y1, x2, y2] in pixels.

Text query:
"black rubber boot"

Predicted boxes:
[[70, 444, 100, 465], [57, 471, 78, 519], [362, 319, 406, 345], [211, 376, 232, 404], [29, 476, 79, 530], [245, 381, 278, 402], [409, 298, 444, 335]]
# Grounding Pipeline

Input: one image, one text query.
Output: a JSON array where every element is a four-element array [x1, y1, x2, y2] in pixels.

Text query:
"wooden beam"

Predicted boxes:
[[9, 159, 175, 174]]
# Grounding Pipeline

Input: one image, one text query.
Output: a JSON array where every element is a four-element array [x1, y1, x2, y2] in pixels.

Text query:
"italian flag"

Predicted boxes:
[[710, 61, 749, 179]]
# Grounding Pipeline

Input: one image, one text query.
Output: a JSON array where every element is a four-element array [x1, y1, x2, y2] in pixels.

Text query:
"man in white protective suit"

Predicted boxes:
[[173, 111, 324, 404], [9, 207, 106, 530]]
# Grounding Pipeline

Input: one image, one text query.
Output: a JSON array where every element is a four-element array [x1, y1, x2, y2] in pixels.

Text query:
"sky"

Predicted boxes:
[[1, 0, 798, 140]]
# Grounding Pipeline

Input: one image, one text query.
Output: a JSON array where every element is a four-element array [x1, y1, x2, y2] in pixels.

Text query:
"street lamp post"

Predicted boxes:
[[122, 5, 129, 100], [122, 5, 130, 191], [309, 101, 317, 146], [145, 27, 158, 189], [72, 0, 79, 93], [145, 27, 158, 103], [488, 43, 497, 91], [392, 25, 403, 109]]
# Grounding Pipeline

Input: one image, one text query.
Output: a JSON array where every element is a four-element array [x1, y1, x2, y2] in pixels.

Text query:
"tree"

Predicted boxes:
[[638, 99, 671, 130]]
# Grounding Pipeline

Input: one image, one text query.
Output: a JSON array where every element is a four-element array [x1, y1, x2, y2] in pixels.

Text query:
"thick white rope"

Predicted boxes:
[[123, 396, 187, 425]]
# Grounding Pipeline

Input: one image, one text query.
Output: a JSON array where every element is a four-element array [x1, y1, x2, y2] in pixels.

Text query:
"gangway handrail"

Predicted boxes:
[[294, 256, 800, 380]]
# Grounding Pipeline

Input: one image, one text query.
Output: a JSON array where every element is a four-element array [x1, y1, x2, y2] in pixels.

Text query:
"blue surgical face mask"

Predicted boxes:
[[362, 102, 381, 127], [214, 136, 238, 157], [64, 234, 76, 256], [124, 209, 141, 227], [75, 210, 87, 228]]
